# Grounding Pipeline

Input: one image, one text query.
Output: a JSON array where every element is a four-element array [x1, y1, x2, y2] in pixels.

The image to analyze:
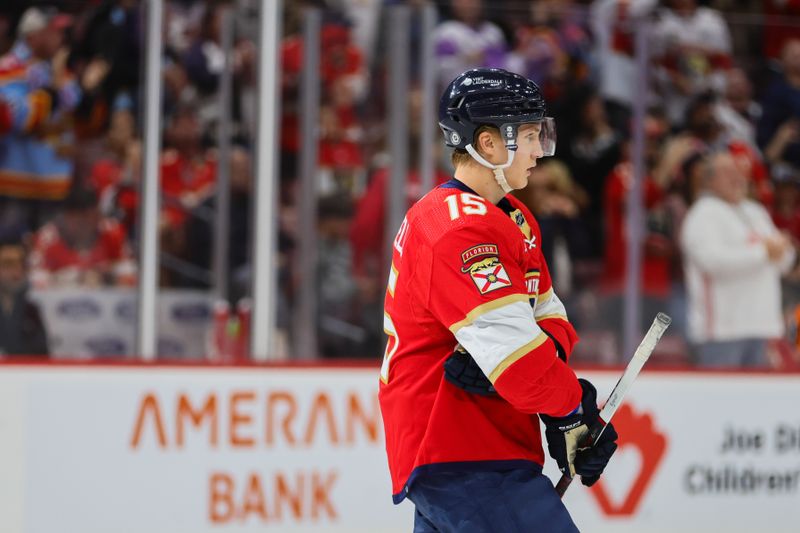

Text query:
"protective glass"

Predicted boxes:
[[540, 117, 556, 157]]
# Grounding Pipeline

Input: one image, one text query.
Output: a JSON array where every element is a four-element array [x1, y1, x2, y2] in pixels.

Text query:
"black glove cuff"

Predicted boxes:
[[443, 349, 498, 396], [540, 379, 598, 430]]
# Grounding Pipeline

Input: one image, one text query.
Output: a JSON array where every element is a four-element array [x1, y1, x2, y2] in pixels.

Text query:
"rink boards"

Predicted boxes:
[[0, 363, 798, 533]]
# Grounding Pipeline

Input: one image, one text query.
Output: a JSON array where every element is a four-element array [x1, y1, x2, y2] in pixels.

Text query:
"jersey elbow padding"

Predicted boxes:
[[451, 294, 554, 384]]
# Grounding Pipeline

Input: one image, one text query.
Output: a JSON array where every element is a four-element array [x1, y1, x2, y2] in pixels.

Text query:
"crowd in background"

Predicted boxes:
[[1, 0, 800, 368]]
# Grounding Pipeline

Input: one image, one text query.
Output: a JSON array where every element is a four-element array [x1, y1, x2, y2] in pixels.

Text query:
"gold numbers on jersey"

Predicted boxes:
[[382, 261, 400, 384], [381, 312, 399, 384], [393, 216, 409, 256], [387, 263, 398, 297], [444, 193, 488, 220]]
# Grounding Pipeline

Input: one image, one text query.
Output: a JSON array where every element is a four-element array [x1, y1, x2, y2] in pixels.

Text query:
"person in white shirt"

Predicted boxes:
[[434, 0, 508, 91], [589, 0, 658, 128], [681, 151, 795, 367], [714, 68, 762, 150], [651, 0, 732, 126]]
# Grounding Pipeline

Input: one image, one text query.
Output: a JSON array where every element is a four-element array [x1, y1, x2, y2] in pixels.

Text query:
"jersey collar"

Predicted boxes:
[[440, 178, 478, 195], [441, 178, 512, 211]]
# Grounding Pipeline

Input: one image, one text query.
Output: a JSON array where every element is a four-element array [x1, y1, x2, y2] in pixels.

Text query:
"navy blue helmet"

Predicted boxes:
[[438, 68, 555, 156]]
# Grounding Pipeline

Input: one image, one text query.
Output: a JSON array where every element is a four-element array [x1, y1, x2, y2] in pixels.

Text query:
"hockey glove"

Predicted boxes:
[[443, 345, 498, 396], [540, 379, 618, 486]]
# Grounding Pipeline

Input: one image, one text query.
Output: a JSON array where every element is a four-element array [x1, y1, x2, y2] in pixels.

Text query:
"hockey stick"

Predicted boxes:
[[555, 312, 672, 498]]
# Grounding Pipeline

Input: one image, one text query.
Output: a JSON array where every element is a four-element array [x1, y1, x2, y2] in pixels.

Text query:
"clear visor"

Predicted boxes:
[[540, 117, 556, 157]]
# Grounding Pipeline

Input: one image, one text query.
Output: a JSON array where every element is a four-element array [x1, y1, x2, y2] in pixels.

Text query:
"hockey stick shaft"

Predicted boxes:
[[555, 312, 672, 498]]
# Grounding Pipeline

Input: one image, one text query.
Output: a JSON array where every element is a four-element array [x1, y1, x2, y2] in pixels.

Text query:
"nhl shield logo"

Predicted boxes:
[[462, 257, 512, 294]]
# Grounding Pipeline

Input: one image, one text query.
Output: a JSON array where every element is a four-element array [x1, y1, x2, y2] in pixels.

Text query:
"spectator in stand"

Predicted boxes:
[[681, 151, 795, 367], [317, 192, 363, 357], [771, 163, 800, 248], [164, 0, 205, 56], [185, 146, 253, 298], [281, 13, 366, 160], [68, 0, 142, 173], [661, 149, 709, 338], [348, 85, 449, 356], [97, 140, 141, 239], [600, 113, 673, 340], [505, 0, 593, 105], [87, 108, 136, 198], [651, 0, 732, 127], [183, 0, 256, 132], [340, 0, 381, 67], [558, 84, 622, 259], [160, 104, 217, 228], [0, 235, 48, 358], [0, 7, 80, 231], [770, 163, 800, 342], [317, 20, 367, 192], [758, 39, 800, 168], [29, 187, 136, 288], [589, 0, 657, 131], [434, 0, 508, 90], [763, 0, 800, 62], [664, 91, 772, 206], [159, 104, 217, 286], [350, 86, 449, 285], [714, 67, 761, 150]]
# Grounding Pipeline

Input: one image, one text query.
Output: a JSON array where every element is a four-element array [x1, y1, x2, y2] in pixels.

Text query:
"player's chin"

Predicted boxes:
[[509, 173, 530, 190], [520, 165, 536, 182]]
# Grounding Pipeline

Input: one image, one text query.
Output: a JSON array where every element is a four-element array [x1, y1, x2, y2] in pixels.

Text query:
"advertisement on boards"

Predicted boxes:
[[0, 366, 798, 533]]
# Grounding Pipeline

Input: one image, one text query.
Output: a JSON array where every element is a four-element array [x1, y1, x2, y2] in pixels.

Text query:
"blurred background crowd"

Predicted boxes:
[[1, 0, 800, 369]]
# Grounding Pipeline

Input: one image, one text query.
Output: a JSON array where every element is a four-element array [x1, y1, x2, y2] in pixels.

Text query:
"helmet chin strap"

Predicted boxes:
[[465, 145, 517, 194]]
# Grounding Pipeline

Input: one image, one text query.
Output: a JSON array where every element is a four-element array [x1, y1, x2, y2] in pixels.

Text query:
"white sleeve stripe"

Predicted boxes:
[[448, 293, 530, 333], [535, 289, 567, 321], [453, 300, 546, 380]]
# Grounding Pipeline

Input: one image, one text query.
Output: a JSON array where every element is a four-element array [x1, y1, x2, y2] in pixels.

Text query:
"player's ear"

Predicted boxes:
[[476, 129, 496, 157]]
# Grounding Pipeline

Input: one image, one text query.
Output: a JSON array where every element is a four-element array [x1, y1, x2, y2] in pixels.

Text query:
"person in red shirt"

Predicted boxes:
[[29, 187, 135, 287], [379, 68, 618, 532], [160, 106, 216, 227], [280, 19, 365, 156], [601, 116, 673, 329], [87, 109, 137, 198]]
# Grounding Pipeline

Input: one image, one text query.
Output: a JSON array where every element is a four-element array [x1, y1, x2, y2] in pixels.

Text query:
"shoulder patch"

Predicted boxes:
[[461, 243, 499, 264], [462, 257, 512, 294]]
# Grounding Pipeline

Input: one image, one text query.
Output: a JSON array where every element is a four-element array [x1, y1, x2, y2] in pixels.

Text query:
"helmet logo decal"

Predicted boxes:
[[462, 78, 473, 86], [472, 77, 502, 86], [450, 131, 461, 145]]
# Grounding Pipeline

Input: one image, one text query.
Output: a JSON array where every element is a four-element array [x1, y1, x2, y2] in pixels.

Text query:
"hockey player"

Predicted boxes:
[[379, 68, 619, 532]]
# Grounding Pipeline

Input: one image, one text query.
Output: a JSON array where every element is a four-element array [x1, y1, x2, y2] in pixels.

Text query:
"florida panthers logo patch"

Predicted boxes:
[[462, 257, 512, 294]]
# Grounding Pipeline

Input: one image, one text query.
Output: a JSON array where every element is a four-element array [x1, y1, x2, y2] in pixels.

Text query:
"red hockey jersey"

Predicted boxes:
[[379, 179, 582, 503]]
